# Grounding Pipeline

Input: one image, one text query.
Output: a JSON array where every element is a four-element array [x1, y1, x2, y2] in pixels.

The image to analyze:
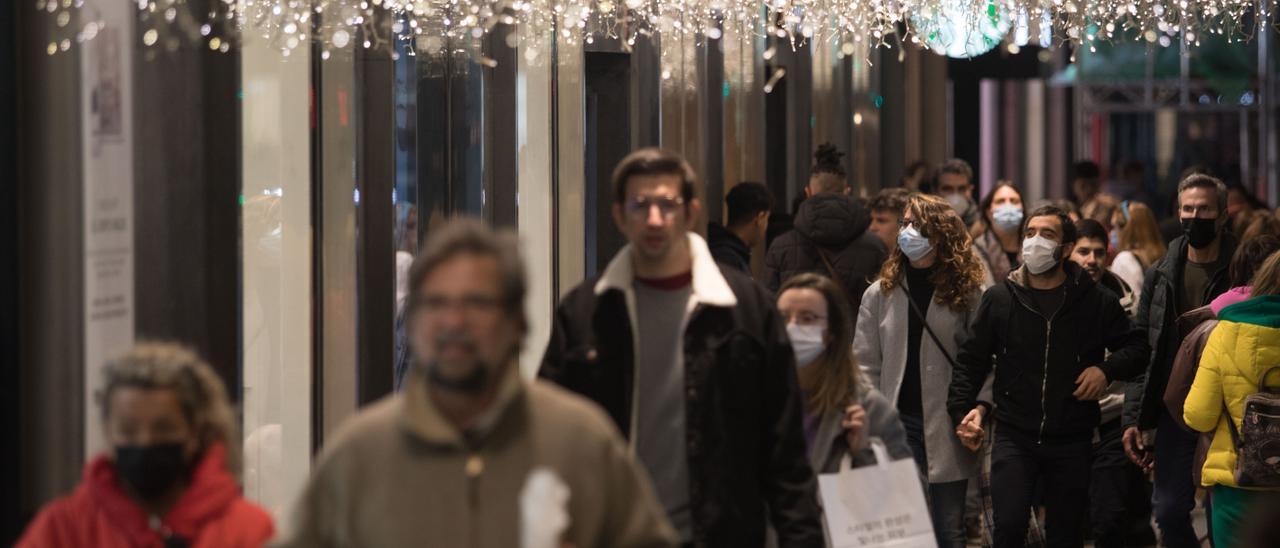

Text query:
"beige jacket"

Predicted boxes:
[[278, 367, 678, 548]]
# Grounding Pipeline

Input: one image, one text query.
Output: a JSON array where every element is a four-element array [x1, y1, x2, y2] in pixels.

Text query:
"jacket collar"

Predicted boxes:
[[86, 442, 241, 544], [595, 232, 737, 308], [707, 223, 750, 262], [1006, 261, 1093, 305], [399, 364, 525, 447], [1008, 262, 1079, 290], [1158, 232, 1238, 275], [1099, 270, 1132, 299]]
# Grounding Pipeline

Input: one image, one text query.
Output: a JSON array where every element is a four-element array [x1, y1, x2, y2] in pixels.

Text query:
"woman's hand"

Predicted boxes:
[[843, 404, 868, 452]]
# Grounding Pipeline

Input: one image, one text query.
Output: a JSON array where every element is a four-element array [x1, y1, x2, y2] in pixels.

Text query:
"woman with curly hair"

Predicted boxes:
[[854, 193, 990, 548], [19, 342, 274, 547]]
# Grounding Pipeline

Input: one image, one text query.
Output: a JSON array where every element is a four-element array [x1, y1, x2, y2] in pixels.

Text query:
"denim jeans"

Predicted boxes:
[[900, 413, 969, 548], [1153, 409, 1201, 548]]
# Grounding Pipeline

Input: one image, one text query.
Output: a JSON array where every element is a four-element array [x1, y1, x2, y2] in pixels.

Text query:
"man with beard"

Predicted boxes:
[[949, 207, 1149, 547], [282, 219, 677, 548]]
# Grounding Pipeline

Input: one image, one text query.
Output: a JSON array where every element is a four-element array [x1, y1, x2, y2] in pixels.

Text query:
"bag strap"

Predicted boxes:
[[900, 284, 960, 371], [1258, 366, 1280, 393], [815, 246, 840, 282]]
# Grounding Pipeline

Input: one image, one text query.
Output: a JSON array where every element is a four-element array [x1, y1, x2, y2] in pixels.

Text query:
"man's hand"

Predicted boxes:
[[955, 407, 985, 452], [1073, 366, 1108, 401], [1122, 427, 1154, 472], [843, 404, 868, 452]]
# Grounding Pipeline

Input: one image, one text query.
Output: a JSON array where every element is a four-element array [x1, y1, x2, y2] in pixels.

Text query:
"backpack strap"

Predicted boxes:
[[1258, 366, 1280, 394]]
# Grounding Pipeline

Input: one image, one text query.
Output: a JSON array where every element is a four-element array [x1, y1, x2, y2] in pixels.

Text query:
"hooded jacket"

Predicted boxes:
[[1184, 295, 1280, 488], [763, 193, 887, 312], [1161, 287, 1252, 486], [1124, 233, 1237, 430], [19, 443, 274, 548], [705, 222, 751, 275], [948, 262, 1150, 442]]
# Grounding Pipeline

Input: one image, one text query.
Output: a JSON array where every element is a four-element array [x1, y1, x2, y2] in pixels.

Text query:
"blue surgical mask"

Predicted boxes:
[[897, 226, 934, 262], [992, 205, 1024, 231], [1110, 229, 1120, 250]]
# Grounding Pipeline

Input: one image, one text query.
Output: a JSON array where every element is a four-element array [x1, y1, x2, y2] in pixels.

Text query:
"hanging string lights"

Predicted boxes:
[[43, 0, 1278, 61]]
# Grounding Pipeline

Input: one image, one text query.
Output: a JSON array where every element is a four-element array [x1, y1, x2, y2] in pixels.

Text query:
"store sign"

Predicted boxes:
[[80, 0, 135, 458]]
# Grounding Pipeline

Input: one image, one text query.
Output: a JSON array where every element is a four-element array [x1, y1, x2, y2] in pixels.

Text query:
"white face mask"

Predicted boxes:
[[1021, 234, 1062, 275], [786, 323, 827, 367], [944, 193, 971, 214]]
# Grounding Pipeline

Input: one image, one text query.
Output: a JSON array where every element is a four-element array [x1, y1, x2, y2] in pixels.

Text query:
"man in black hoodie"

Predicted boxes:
[[706, 181, 772, 276], [763, 144, 887, 312], [949, 206, 1149, 548]]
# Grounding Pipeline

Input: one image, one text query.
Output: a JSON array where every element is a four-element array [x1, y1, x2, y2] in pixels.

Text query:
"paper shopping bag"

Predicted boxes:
[[818, 439, 936, 548]]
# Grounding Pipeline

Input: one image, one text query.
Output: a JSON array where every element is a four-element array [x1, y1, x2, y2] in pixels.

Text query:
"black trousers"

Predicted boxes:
[[1090, 418, 1155, 548], [991, 425, 1092, 548]]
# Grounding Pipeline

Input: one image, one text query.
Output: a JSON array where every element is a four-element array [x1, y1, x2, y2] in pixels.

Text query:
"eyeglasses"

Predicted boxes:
[[624, 196, 685, 219], [897, 218, 919, 229]]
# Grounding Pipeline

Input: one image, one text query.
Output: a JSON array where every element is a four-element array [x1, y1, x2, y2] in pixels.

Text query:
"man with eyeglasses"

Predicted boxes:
[[540, 148, 824, 547], [282, 219, 678, 548], [1122, 174, 1237, 548]]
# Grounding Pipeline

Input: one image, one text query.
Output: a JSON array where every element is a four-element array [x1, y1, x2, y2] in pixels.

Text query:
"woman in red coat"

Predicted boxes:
[[19, 343, 274, 547]]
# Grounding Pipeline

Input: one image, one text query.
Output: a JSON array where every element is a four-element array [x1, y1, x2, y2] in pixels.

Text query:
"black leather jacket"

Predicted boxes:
[[539, 263, 823, 547]]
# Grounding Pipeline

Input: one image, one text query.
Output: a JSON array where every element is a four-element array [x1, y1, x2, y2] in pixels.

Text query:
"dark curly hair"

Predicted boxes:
[[812, 143, 846, 178], [879, 193, 986, 311]]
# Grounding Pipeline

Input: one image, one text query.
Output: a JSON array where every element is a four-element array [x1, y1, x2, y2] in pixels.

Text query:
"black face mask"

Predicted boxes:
[[115, 443, 190, 500], [1182, 217, 1218, 249]]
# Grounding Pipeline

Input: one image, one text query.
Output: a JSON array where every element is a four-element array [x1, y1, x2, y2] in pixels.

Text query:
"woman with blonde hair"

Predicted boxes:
[[1109, 200, 1166, 302], [854, 193, 990, 548], [19, 342, 274, 547], [1184, 251, 1280, 547]]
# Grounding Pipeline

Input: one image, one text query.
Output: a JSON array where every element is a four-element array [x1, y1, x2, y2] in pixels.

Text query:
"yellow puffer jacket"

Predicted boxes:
[[1183, 295, 1280, 489]]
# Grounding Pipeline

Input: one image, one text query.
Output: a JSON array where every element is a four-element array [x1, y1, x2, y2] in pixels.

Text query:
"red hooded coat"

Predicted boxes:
[[18, 443, 273, 547]]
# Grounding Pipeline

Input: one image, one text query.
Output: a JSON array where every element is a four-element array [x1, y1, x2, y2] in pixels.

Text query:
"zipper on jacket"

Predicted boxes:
[[1039, 321, 1051, 445], [1011, 280, 1061, 446]]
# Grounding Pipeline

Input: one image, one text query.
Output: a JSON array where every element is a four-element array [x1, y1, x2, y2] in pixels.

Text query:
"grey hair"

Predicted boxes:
[[1177, 173, 1229, 217], [406, 217, 528, 333], [97, 342, 241, 474]]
